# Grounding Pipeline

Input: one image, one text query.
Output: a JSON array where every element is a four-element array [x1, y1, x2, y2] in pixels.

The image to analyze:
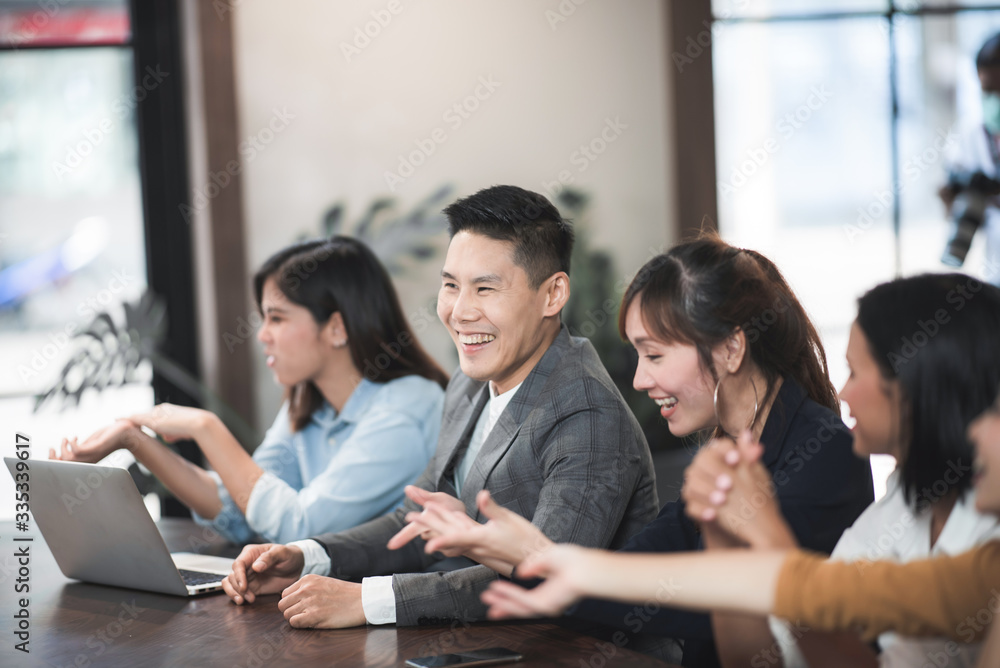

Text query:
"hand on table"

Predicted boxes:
[[222, 543, 304, 605], [481, 544, 597, 619], [49, 419, 139, 463], [278, 576, 365, 628]]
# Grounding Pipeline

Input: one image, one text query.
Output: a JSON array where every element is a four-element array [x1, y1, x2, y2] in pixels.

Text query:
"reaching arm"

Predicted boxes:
[[484, 542, 1000, 647], [52, 417, 226, 519], [483, 546, 785, 619], [245, 406, 437, 543], [127, 404, 264, 517]]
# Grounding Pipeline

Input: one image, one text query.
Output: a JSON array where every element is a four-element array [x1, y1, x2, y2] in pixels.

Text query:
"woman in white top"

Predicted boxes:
[[681, 273, 1000, 667]]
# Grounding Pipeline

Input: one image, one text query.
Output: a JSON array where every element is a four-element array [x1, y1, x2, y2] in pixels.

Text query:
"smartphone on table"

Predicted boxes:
[[404, 646, 524, 667]]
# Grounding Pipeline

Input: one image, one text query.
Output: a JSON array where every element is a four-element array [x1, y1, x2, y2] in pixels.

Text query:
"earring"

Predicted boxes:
[[713, 375, 725, 429], [334, 339, 346, 348], [748, 376, 760, 429]]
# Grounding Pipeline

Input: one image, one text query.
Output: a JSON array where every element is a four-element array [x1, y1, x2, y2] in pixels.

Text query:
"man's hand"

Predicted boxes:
[[399, 490, 553, 577], [278, 575, 366, 628], [386, 485, 467, 549], [222, 543, 304, 605]]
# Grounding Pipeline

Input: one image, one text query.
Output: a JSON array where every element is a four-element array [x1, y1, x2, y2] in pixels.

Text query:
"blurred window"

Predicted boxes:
[[0, 0, 153, 518], [711, 2, 1000, 497]]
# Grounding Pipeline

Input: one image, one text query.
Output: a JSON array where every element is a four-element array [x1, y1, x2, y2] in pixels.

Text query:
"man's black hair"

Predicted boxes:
[[442, 185, 574, 288]]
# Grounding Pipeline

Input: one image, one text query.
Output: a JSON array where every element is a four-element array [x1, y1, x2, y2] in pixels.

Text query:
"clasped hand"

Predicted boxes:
[[680, 430, 795, 548], [220, 543, 365, 628]]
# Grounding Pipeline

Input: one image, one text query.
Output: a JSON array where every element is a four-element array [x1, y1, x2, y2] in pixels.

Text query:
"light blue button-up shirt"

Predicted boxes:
[[194, 375, 444, 544]]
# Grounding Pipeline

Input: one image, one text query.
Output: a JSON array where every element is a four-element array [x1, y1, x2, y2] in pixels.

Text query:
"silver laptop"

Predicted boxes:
[[4, 457, 234, 596]]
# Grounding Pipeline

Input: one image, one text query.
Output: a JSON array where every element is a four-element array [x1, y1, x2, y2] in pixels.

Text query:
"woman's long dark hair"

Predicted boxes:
[[856, 274, 1000, 507], [254, 236, 448, 431], [617, 233, 838, 435]]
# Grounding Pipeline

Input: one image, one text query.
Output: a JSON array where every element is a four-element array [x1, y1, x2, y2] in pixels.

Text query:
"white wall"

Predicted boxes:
[[228, 0, 674, 430]]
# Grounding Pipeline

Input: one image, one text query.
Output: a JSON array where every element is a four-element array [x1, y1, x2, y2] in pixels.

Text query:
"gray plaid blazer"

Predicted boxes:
[[312, 326, 658, 625]]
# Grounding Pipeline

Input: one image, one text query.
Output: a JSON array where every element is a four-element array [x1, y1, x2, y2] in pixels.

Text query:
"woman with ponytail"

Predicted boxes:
[[398, 233, 874, 666]]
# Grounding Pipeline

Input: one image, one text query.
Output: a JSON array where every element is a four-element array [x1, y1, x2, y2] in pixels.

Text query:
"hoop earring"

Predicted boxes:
[[714, 375, 761, 435], [713, 375, 725, 429]]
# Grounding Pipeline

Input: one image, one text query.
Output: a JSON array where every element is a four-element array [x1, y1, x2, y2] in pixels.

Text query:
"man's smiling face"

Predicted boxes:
[[437, 231, 556, 394]]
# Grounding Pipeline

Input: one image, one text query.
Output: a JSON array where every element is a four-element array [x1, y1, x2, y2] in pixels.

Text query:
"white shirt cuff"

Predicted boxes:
[[361, 576, 396, 625], [289, 539, 331, 577]]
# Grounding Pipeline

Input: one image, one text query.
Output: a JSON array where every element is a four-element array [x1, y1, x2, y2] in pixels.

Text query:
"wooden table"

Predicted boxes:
[[0, 520, 675, 667]]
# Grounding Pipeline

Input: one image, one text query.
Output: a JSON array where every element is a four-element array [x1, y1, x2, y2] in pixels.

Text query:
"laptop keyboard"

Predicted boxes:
[[178, 569, 224, 587]]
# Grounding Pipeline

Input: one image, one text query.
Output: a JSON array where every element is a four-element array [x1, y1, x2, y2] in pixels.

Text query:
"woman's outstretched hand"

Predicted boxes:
[[49, 419, 139, 463], [481, 544, 599, 619]]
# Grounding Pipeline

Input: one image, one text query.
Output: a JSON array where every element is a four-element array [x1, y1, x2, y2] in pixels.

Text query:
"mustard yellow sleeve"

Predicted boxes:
[[773, 542, 1000, 643]]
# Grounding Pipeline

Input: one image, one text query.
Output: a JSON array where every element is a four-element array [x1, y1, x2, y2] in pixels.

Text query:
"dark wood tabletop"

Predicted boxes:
[[0, 520, 676, 667]]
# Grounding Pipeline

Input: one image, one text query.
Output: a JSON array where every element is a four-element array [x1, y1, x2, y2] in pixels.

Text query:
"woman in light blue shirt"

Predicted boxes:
[[52, 236, 448, 544]]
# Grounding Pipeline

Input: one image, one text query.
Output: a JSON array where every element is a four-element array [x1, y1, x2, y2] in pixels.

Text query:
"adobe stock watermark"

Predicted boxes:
[[241, 625, 294, 668], [570, 577, 683, 668], [956, 588, 1000, 643], [383, 76, 501, 192], [544, 0, 588, 32], [17, 268, 137, 385], [60, 449, 135, 515], [540, 117, 628, 198], [340, 0, 404, 63], [55, 599, 144, 668], [560, 244, 663, 342], [853, 458, 971, 575], [752, 621, 811, 667], [179, 106, 295, 224], [3, 0, 73, 47], [721, 414, 844, 536], [887, 274, 984, 373], [669, 0, 753, 73], [52, 65, 170, 180], [876, 1, 919, 41], [844, 127, 958, 244], [718, 85, 833, 199]]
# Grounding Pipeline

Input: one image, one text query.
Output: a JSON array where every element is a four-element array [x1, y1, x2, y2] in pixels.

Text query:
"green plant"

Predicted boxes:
[[557, 188, 678, 453]]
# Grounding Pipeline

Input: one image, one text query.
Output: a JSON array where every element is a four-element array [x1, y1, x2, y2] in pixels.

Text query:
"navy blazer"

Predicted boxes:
[[564, 377, 875, 667]]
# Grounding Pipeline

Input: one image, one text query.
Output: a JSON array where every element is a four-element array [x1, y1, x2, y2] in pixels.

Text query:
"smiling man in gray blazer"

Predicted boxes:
[[222, 185, 658, 629]]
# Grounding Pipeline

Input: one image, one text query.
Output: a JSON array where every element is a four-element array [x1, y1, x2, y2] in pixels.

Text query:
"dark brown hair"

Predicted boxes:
[[617, 233, 839, 434], [254, 236, 448, 431], [856, 274, 1000, 506]]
